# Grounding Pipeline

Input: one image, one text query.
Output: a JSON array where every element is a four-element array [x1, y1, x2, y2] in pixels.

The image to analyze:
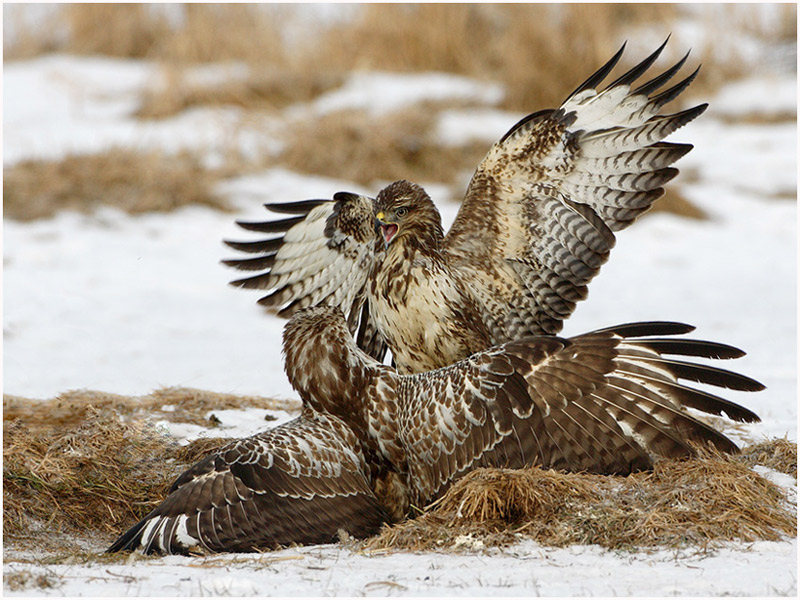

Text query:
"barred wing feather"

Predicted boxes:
[[107, 414, 389, 555], [399, 322, 762, 506], [444, 40, 707, 339], [224, 193, 388, 360]]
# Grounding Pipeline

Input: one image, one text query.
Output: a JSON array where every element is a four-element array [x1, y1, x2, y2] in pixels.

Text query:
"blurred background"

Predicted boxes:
[[3, 4, 797, 443], [4, 3, 796, 219]]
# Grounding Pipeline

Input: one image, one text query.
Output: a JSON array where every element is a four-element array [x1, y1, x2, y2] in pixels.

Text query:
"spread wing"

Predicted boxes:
[[223, 193, 388, 360], [107, 414, 389, 555], [399, 322, 762, 506], [444, 40, 707, 338]]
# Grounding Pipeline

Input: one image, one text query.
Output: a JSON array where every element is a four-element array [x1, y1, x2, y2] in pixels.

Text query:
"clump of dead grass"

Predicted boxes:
[[737, 438, 797, 478], [309, 3, 683, 112], [3, 409, 181, 547], [4, 387, 295, 554], [3, 386, 299, 432], [278, 104, 489, 191], [135, 68, 344, 119], [366, 441, 797, 554], [3, 149, 229, 221]]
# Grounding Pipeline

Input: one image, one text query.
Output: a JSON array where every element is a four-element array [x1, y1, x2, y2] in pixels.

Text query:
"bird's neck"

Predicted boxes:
[[284, 329, 376, 431]]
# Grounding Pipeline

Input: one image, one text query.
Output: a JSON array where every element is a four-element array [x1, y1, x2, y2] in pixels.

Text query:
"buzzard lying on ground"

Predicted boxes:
[[225, 40, 707, 373], [109, 306, 761, 555]]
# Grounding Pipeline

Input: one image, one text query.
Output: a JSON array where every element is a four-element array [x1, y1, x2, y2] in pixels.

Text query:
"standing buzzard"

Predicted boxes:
[[225, 40, 707, 373], [109, 306, 761, 554]]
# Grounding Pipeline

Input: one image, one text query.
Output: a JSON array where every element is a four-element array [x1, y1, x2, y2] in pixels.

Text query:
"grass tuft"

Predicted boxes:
[[4, 389, 794, 559], [3, 388, 297, 554], [3, 149, 229, 221], [365, 442, 797, 554]]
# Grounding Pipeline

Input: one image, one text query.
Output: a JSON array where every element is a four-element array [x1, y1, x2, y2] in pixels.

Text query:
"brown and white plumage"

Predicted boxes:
[[109, 305, 761, 554], [106, 410, 390, 555], [280, 306, 762, 516], [225, 41, 706, 373]]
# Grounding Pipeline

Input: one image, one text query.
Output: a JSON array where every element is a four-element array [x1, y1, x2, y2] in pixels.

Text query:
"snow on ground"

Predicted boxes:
[[4, 539, 797, 597], [3, 42, 797, 596]]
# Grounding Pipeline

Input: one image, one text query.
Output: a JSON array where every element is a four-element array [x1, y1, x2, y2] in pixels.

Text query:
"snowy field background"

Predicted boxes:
[[3, 5, 797, 597]]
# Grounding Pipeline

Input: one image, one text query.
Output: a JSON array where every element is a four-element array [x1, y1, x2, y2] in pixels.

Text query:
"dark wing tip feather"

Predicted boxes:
[[223, 237, 283, 254], [236, 215, 306, 233], [606, 36, 669, 89], [234, 215, 306, 234], [651, 66, 702, 108], [567, 41, 627, 99], [223, 238, 283, 254], [658, 359, 766, 392], [590, 321, 696, 337], [222, 254, 277, 272], [631, 50, 690, 97], [265, 199, 328, 215], [230, 272, 274, 290], [637, 338, 747, 360]]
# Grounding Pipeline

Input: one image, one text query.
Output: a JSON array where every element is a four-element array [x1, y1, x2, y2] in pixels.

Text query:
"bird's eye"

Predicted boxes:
[[395, 207, 408, 218]]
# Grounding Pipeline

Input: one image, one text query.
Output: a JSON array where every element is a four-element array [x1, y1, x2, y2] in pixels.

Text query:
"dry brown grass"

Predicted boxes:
[[4, 386, 794, 560], [278, 103, 489, 191], [366, 442, 797, 554], [4, 4, 791, 222], [3, 386, 299, 431], [3, 149, 229, 221], [308, 4, 682, 112], [3, 388, 297, 555], [136, 68, 344, 119], [737, 437, 797, 478]]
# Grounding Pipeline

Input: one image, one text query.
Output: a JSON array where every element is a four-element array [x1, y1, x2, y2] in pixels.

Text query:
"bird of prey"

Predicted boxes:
[[108, 305, 761, 554], [224, 40, 707, 374]]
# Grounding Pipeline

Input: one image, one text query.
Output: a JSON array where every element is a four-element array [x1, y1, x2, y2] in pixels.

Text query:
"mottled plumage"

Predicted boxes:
[[225, 41, 706, 373], [106, 410, 391, 555], [109, 305, 761, 555], [283, 307, 762, 516]]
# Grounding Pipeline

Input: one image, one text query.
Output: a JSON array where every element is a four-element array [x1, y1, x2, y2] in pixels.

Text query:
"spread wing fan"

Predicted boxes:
[[107, 413, 389, 554]]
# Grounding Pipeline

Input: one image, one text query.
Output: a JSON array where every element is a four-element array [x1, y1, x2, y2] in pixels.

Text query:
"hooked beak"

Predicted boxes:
[[376, 212, 398, 248]]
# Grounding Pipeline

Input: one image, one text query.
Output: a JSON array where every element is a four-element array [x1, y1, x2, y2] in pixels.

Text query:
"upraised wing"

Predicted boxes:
[[398, 322, 762, 506], [444, 40, 706, 339], [223, 193, 388, 360], [107, 413, 389, 554]]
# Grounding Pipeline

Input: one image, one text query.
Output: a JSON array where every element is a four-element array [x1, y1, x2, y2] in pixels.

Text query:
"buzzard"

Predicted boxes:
[[224, 40, 707, 373], [109, 306, 761, 554]]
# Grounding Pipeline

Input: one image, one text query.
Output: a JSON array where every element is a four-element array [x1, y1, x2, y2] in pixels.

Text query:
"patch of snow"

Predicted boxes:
[[304, 71, 504, 117], [435, 107, 523, 147], [4, 539, 797, 596], [3, 55, 281, 166], [712, 77, 797, 118]]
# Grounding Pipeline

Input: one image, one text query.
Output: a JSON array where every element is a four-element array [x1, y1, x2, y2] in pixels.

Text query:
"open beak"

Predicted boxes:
[[376, 212, 399, 248]]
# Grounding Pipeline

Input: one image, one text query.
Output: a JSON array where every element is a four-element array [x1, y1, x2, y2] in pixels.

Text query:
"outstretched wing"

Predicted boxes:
[[400, 322, 762, 506], [107, 414, 389, 555], [444, 40, 706, 338], [223, 193, 388, 360]]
